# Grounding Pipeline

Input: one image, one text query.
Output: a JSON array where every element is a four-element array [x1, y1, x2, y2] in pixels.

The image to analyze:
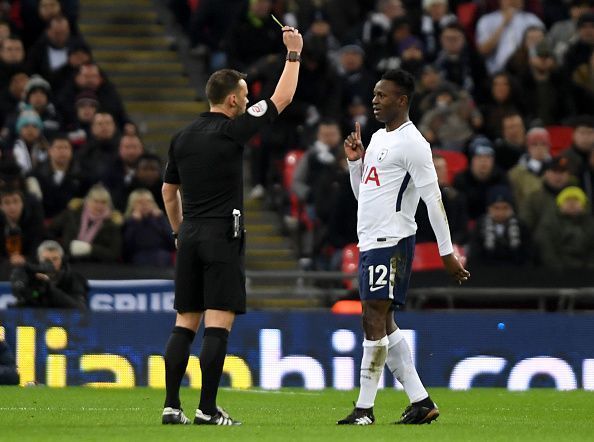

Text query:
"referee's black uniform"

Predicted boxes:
[[163, 98, 278, 314]]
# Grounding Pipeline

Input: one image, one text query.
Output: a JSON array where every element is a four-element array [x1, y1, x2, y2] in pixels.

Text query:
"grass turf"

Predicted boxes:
[[0, 387, 592, 441]]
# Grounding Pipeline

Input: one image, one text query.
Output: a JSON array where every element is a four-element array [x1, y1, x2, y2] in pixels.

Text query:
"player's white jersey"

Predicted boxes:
[[356, 121, 437, 251]]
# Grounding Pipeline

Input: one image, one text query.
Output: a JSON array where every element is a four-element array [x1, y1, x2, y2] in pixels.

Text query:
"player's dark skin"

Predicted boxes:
[[344, 79, 471, 340]]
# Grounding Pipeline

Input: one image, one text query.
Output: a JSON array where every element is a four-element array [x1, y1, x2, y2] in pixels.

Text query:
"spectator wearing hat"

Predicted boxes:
[[66, 90, 98, 149], [508, 127, 552, 207], [31, 134, 83, 220], [2, 75, 62, 143], [418, 82, 482, 151], [469, 185, 531, 266], [520, 40, 574, 126], [562, 11, 594, 79], [21, 75, 61, 140], [548, 0, 593, 64], [26, 15, 84, 85], [420, 0, 457, 61], [433, 22, 488, 101], [11, 109, 48, 175], [0, 35, 25, 92], [453, 135, 509, 220], [58, 63, 133, 134], [534, 186, 594, 269], [494, 111, 527, 171], [475, 0, 544, 75], [562, 115, 594, 180], [519, 156, 573, 230]]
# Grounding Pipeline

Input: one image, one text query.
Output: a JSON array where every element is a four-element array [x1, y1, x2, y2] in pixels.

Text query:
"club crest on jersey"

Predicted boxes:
[[247, 100, 268, 117], [377, 149, 388, 162]]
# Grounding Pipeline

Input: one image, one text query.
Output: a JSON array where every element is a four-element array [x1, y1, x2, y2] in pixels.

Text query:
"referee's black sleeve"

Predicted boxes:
[[163, 133, 181, 184], [227, 99, 278, 144]]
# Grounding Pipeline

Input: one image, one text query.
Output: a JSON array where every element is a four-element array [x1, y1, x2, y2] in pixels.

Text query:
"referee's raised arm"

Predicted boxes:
[[269, 26, 303, 114]]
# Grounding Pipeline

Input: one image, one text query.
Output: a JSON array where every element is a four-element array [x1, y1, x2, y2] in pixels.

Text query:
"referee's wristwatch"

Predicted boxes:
[[286, 51, 301, 62]]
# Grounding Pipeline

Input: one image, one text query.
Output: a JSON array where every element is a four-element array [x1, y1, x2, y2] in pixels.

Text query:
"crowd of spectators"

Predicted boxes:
[[170, 0, 594, 271], [0, 0, 174, 279]]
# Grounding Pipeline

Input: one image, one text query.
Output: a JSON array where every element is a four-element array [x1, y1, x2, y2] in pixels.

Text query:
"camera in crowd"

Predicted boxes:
[[10, 260, 57, 305]]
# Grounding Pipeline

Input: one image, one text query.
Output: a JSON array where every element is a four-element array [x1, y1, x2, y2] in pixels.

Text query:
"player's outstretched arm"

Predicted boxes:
[[270, 27, 303, 114]]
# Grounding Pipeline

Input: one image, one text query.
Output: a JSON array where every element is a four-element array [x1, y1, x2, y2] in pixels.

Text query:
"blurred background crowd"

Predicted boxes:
[[0, 0, 593, 282]]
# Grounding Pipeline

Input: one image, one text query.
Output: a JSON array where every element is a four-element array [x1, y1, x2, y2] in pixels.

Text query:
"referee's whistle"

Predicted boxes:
[[232, 209, 241, 239]]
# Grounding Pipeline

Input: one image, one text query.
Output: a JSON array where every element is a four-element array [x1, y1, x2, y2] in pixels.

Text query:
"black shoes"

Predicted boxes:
[[161, 407, 191, 425], [194, 406, 242, 426], [337, 405, 375, 425], [396, 402, 440, 424]]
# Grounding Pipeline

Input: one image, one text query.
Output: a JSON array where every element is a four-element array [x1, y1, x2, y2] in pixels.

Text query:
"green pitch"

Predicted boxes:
[[0, 387, 592, 441]]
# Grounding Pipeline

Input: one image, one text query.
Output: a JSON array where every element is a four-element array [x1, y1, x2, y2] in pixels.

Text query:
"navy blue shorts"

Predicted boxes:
[[358, 235, 415, 306]]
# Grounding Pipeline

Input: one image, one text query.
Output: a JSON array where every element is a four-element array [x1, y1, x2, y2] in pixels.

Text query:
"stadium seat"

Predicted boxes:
[[413, 242, 467, 272], [341, 243, 359, 290], [546, 126, 574, 157], [457, 2, 479, 41], [412, 242, 444, 271], [433, 149, 468, 184]]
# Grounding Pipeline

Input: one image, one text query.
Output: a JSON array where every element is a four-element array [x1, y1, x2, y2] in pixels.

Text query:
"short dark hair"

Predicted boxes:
[[205, 69, 247, 105], [49, 133, 71, 145], [381, 69, 415, 103], [441, 22, 466, 36], [138, 152, 162, 165], [0, 187, 24, 202]]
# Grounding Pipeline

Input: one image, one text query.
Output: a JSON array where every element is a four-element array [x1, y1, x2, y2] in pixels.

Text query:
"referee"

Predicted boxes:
[[160, 27, 303, 426]]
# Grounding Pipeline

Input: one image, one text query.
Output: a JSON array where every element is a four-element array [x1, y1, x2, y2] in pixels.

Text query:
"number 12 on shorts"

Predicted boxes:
[[368, 264, 392, 297]]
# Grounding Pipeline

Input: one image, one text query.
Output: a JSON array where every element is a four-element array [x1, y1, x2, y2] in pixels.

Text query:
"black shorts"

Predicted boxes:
[[174, 219, 246, 314]]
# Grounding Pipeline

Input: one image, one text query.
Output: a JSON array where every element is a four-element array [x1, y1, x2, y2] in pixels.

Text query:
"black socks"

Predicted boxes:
[[198, 327, 229, 415], [164, 326, 196, 409], [414, 396, 435, 409]]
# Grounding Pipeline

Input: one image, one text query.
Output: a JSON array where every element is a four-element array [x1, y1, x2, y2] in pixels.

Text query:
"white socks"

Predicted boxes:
[[385, 329, 428, 403], [355, 336, 388, 409]]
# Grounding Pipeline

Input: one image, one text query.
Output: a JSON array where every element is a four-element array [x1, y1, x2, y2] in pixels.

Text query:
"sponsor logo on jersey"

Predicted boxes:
[[247, 100, 268, 117]]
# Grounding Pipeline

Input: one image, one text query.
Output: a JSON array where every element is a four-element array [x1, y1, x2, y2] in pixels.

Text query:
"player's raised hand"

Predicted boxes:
[[442, 253, 470, 285], [282, 26, 303, 52], [344, 121, 364, 161]]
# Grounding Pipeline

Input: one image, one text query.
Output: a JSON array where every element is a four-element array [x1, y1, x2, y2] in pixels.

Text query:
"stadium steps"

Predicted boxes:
[[79, 0, 197, 156], [79, 0, 300, 274]]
